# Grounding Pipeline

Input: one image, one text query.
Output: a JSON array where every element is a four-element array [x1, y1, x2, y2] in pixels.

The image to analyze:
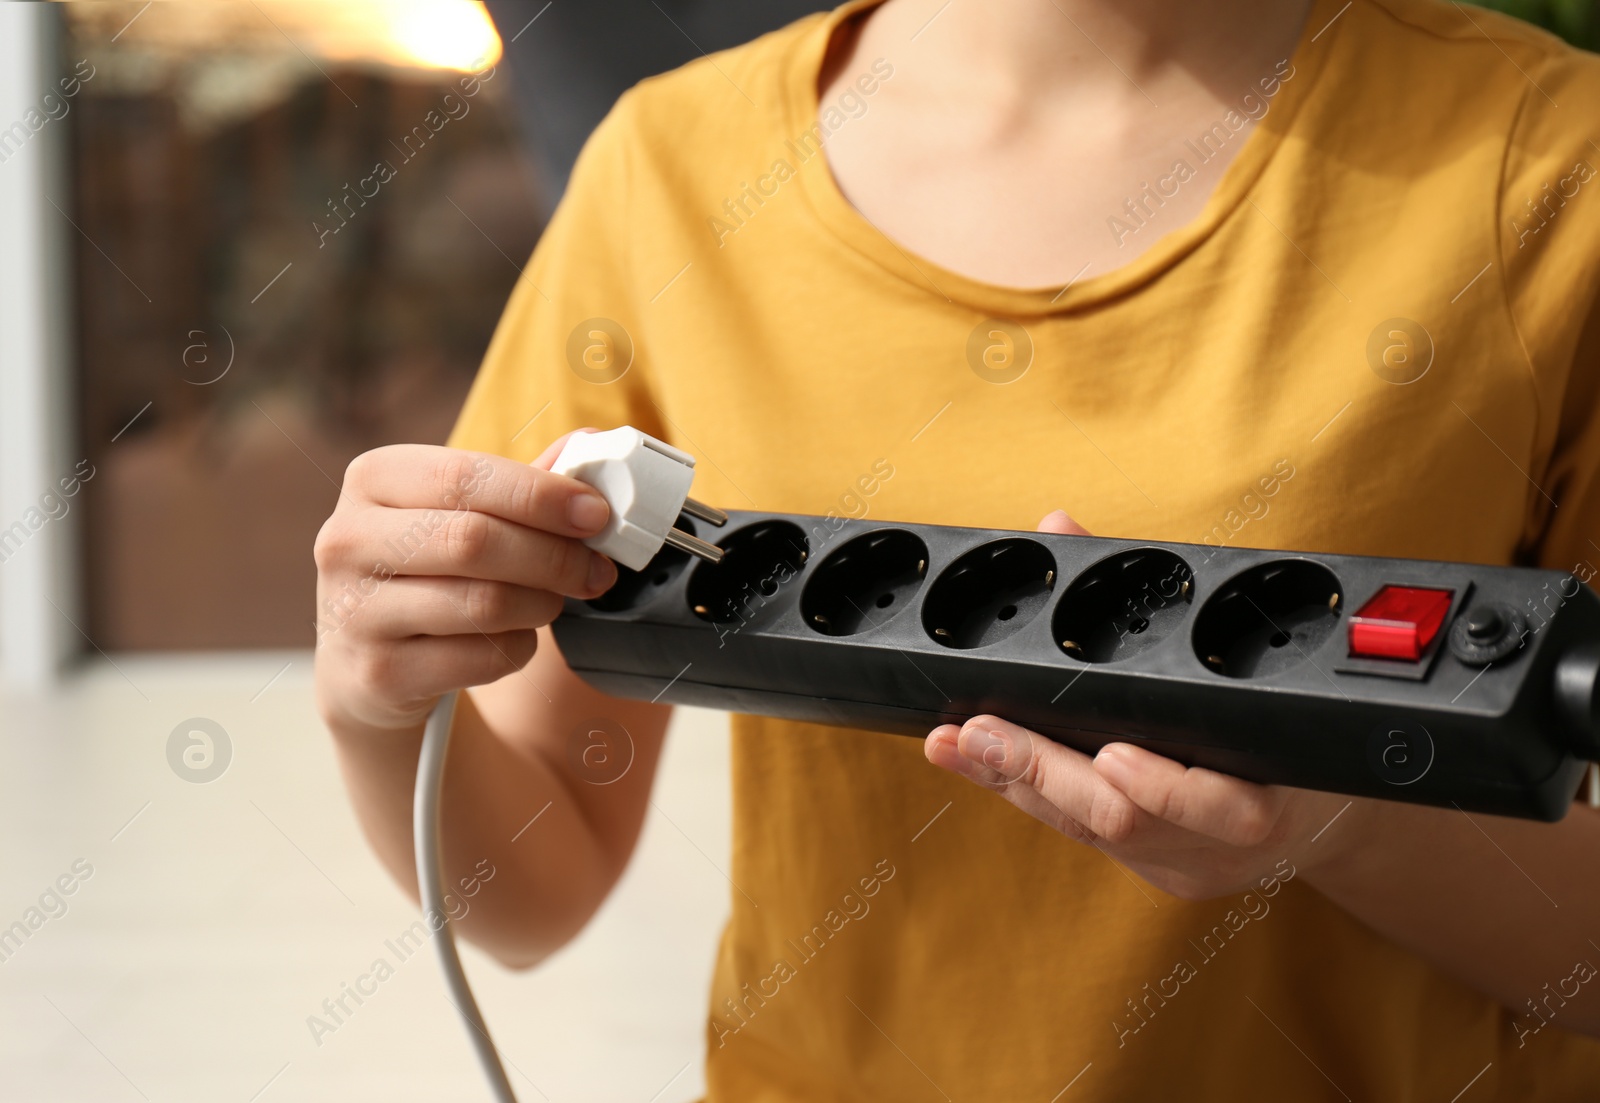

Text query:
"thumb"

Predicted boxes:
[[1038, 509, 1093, 536]]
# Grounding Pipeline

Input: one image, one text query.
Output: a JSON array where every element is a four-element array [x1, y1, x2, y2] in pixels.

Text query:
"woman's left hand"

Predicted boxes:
[[923, 509, 1357, 901]]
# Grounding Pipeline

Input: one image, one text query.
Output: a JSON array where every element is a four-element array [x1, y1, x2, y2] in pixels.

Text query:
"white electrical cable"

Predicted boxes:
[[413, 427, 724, 1099], [415, 688, 519, 1102]]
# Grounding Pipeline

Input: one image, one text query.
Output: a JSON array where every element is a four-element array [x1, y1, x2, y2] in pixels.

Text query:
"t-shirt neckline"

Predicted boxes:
[[785, 0, 1347, 316]]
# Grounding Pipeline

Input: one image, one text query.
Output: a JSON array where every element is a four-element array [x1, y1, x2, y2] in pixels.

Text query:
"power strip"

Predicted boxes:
[[553, 510, 1600, 821]]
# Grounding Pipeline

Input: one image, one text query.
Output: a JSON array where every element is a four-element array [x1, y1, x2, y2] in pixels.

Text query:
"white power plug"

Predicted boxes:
[[551, 426, 726, 571]]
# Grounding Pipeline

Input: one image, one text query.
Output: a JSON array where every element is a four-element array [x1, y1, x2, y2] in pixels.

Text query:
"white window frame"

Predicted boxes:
[[0, 3, 80, 688]]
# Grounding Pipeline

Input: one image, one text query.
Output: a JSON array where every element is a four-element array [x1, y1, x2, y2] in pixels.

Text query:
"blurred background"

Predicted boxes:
[[52, 0, 819, 651], [0, 0, 1589, 1099]]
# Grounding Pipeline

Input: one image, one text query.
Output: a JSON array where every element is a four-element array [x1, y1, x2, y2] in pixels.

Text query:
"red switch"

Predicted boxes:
[[1349, 586, 1454, 661]]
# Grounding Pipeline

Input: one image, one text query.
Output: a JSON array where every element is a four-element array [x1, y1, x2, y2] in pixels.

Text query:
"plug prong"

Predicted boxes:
[[665, 527, 724, 563], [681, 498, 728, 527]]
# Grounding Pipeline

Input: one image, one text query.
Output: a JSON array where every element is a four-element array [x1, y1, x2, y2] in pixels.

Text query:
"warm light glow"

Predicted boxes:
[[57, 0, 508, 133], [62, 0, 505, 75], [383, 0, 503, 72]]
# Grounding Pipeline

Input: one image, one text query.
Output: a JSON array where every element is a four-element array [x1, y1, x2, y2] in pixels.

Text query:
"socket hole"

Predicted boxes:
[[1192, 559, 1343, 678], [686, 521, 809, 624], [801, 529, 929, 637], [588, 515, 697, 613], [922, 538, 1056, 649], [1051, 548, 1194, 663]]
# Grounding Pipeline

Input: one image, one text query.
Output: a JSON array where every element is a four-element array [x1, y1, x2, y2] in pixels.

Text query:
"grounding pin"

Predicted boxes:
[[681, 498, 729, 527], [666, 527, 725, 563]]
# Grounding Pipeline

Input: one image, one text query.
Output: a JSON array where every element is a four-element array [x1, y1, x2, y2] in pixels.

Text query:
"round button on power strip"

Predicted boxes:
[[1449, 603, 1528, 666]]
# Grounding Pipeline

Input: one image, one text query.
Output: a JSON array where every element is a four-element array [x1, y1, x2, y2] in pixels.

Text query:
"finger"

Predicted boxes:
[[1092, 742, 1284, 847], [345, 445, 610, 537], [322, 507, 615, 597], [338, 577, 566, 639], [926, 716, 1143, 844], [1037, 509, 1093, 536], [349, 629, 542, 706]]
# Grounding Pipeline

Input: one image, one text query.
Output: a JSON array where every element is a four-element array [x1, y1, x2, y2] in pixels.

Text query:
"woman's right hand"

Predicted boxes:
[[312, 435, 618, 734]]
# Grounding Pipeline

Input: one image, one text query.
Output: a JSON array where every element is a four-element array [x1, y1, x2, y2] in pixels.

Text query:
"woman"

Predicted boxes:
[[314, 0, 1600, 1096]]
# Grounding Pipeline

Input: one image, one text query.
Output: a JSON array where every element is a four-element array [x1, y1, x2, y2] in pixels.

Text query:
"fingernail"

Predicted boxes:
[[926, 730, 977, 777], [569, 491, 609, 533], [1094, 744, 1132, 786], [587, 552, 617, 593], [963, 727, 1009, 771]]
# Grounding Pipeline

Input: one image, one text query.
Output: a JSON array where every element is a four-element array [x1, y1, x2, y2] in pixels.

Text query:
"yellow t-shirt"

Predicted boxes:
[[450, 0, 1600, 1096]]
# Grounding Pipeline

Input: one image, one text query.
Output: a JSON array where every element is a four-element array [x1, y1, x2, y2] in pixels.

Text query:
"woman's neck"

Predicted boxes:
[[851, 0, 1313, 109], [816, 0, 1318, 286]]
